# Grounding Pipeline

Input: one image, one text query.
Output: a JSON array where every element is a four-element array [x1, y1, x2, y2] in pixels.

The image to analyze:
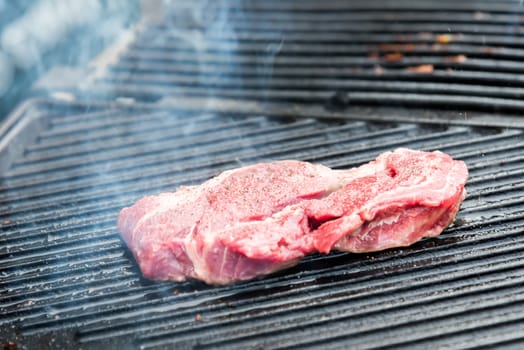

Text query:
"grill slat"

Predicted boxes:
[[102, 73, 524, 100], [95, 230, 524, 348], [114, 37, 524, 64], [8, 117, 359, 176], [0, 121, 406, 193], [196, 11, 520, 24], [202, 1, 523, 12], [394, 323, 524, 350], [81, 243, 524, 344], [13, 118, 273, 168], [107, 64, 524, 91], [83, 84, 524, 114], [20, 229, 524, 339]]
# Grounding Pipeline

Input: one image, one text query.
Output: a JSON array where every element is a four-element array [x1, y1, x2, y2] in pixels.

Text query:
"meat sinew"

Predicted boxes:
[[118, 148, 468, 285]]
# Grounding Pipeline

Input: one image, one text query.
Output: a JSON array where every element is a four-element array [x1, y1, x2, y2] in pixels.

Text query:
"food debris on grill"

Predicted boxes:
[[374, 65, 385, 76], [481, 47, 497, 55], [378, 43, 416, 52], [1, 341, 18, 350], [436, 34, 453, 44], [368, 52, 380, 59], [383, 52, 404, 62], [406, 64, 435, 74], [444, 55, 467, 63], [117, 149, 468, 285]]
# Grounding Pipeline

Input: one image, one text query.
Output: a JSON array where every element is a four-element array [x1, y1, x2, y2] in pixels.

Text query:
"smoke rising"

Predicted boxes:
[[0, 0, 138, 116]]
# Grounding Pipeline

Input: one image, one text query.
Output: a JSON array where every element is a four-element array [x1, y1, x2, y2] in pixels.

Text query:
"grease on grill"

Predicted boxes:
[[0, 341, 18, 350], [383, 52, 404, 62], [436, 34, 453, 44], [444, 55, 467, 63], [406, 64, 435, 74]]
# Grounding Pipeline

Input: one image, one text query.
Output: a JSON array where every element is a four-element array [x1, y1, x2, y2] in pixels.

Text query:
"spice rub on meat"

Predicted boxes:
[[118, 148, 468, 285]]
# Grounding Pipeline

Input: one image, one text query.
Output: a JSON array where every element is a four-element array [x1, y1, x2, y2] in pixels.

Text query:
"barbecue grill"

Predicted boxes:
[[3, 1, 524, 349]]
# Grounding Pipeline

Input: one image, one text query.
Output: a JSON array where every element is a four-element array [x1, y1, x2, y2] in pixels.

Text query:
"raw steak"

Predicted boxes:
[[118, 148, 468, 285]]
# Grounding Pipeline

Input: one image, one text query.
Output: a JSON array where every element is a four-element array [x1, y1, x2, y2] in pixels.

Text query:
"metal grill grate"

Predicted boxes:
[[43, 0, 524, 114], [2, 99, 524, 349]]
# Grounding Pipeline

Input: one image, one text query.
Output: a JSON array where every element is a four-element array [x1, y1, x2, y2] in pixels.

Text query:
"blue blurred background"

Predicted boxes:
[[0, 0, 139, 119]]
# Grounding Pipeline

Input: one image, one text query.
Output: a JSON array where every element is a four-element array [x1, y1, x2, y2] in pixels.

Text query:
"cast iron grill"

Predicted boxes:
[[2, 99, 524, 349], [56, 0, 524, 114]]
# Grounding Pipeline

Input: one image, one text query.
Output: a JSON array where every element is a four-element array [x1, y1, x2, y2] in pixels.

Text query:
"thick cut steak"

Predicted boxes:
[[118, 148, 468, 284]]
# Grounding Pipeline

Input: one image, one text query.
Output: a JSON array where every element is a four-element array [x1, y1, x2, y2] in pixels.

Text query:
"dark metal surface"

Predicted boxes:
[[40, 0, 524, 114], [1, 98, 524, 349]]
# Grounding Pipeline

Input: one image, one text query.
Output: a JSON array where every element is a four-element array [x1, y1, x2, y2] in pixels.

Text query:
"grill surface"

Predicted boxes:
[[2, 99, 524, 349], [39, 0, 524, 114]]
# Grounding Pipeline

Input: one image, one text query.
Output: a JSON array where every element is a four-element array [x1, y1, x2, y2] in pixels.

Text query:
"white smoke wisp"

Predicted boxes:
[[1, 0, 134, 70], [1, 0, 100, 70], [0, 51, 14, 97], [160, 0, 240, 106]]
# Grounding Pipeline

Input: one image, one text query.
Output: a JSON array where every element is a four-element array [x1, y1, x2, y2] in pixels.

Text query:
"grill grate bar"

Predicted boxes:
[[23, 114, 222, 152], [0, 121, 408, 192], [6, 144, 495, 225], [141, 288, 524, 349], [195, 11, 522, 24], [3, 168, 521, 255], [15, 117, 275, 166], [1, 171, 517, 254], [1, 126, 520, 216], [121, 44, 524, 69], [133, 246, 524, 348], [13, 119, 336, 171], [22, 117, 302, 156], [1, 126, 520, 217], [84, 84, 524, 113], [0, 226, 118, 258], [24, 241, 524, 339], [200, 1, 524, 12], [392, 323, 524, 350], [1, 165, 515, 237], [37, 111, 171, 139], [0, 260, 133, 301], [135, 40, 524, 56], [20, 219, 524, 338], [0, 235, 122, 272], [80, 240, 524, 342], [107, 63, 524, 89], [101, 73, 524, 100], [136, 28, 524, 47], [249, 295, 524, 350], [0, 252, 128, 286], [33, 112, 258, 148], [0, 213, 116, 248], [0, 276, 141, 325], [169, 15, 524, 29]]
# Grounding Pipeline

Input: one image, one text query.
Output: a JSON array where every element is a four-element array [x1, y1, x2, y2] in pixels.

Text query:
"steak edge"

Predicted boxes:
[[118, 148, 468, 285]]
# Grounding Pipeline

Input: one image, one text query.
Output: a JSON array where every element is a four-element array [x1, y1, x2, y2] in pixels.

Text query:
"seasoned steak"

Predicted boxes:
[[118, 148, 468, 285]]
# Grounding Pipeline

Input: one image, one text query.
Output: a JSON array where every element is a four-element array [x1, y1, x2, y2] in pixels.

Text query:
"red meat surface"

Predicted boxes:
[[118, 148, 468, 284]]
